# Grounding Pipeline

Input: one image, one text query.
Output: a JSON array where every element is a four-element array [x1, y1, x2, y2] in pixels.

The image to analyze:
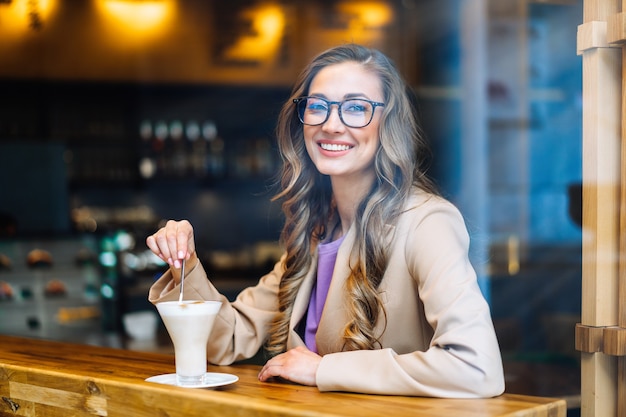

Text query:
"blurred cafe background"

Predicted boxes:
[[0, 0, 583, 412]]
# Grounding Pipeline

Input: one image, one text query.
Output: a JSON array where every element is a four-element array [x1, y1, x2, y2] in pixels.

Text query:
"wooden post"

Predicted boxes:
[[611, 2, 626, 413], [605, 2, 626, 415], [620, 68, 626, 417], [576, 0, 622, 416]]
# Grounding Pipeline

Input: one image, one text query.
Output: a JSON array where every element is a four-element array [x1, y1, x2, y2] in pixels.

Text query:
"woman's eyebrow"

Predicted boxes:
[[344, 93, 369, 99], [307, 93, 371, 100]]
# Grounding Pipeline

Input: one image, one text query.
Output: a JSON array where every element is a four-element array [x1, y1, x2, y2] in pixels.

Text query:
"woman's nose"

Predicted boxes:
[[322, 106, 345, 132]]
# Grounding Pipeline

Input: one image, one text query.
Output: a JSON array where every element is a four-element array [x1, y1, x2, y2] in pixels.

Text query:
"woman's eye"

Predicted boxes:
[[307, 103, 328, 112], [344, 103, 367, 113]]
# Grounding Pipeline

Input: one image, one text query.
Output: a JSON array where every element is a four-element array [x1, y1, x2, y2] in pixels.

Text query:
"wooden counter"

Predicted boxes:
[[0, 335, 566, 417]]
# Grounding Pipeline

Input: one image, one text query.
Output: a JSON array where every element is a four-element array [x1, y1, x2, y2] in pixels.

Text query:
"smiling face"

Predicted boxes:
[[303, 61, 384, 186]]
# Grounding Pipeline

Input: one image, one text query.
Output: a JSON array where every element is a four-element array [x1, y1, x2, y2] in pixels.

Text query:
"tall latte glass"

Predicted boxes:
[[156, 300, 222, 386]]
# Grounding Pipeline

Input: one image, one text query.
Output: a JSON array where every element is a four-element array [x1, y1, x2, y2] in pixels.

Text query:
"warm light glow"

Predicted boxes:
[[507, 235, 520, 276], [222, 4, 285, 63], [337, 1, 394, 29], [96, 0, 173, 36], [0, 0, 57, 33]]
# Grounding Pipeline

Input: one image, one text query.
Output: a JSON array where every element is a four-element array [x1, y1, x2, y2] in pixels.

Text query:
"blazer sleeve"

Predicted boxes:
[[148, 256, 284, 365], [316, 198, 505, 398]]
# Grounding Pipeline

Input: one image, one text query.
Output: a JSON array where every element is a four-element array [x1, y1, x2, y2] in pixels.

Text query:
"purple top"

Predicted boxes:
[[304, 234, 346, 353]]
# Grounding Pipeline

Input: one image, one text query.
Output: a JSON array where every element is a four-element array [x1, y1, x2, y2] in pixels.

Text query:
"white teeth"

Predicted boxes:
[[319, 143, 352, 151]]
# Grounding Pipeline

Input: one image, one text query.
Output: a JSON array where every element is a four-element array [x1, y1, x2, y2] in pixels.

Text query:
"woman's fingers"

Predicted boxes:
[[176, 220, 194, 261], [258, 346, 320, 386], [146, 220, 195, 267]]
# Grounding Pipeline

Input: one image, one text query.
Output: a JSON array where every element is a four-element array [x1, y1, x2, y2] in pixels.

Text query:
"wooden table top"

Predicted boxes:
[[0, 335, 566, 417]]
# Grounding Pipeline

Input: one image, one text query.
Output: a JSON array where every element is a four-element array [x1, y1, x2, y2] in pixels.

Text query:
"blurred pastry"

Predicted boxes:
[[0, 281, 13, 300], [44, 279, 67, 297], [26, 249, 53, 267], [0, 253, 11, 270]]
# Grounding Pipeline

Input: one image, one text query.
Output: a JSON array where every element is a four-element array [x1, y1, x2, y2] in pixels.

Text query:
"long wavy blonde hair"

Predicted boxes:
[[266, 44, 437, 355]]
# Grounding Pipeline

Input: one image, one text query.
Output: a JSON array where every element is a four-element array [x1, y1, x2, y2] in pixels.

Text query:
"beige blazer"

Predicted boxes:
[[149, 190, 505, 398]]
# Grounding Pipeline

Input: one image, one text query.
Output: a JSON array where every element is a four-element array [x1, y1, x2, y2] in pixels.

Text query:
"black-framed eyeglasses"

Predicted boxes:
[[293, 96, 385, 128]]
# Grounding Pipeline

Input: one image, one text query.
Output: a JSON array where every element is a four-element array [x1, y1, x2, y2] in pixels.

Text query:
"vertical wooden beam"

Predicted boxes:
[[580, 4, 622, 324], [580, 15, 621, 329], [607, 2, 626, 415], [620, 46, 626, 417], [617, 3, 626, 414], [579, 0, 622, 416], [613, 0, 626, 331], [620, 357, 626, 417]]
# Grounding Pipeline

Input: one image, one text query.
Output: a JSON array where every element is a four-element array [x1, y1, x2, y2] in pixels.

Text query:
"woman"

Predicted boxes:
[[146, 44, 505, 398]]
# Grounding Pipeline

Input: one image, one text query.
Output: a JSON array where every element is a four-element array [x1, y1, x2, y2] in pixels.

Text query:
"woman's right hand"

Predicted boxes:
[[146, 220, 198, 284]]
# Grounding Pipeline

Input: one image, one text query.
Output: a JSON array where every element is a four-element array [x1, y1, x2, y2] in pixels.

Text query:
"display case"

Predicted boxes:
[[0, 236, 103, 343]]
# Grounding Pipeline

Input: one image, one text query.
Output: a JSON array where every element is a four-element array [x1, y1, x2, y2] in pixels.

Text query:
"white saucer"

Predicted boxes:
[[145, 372, 238, 388]]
